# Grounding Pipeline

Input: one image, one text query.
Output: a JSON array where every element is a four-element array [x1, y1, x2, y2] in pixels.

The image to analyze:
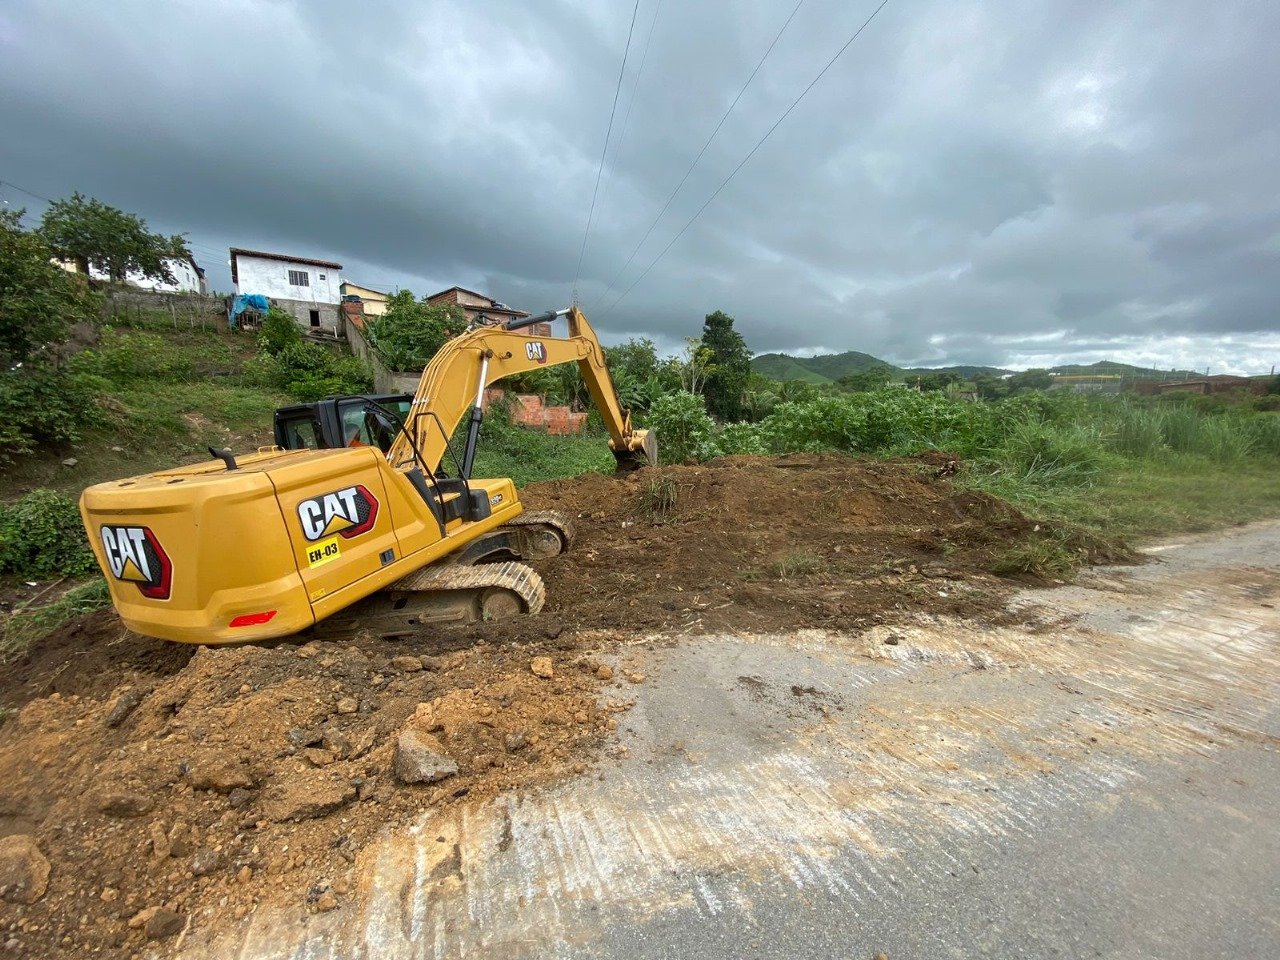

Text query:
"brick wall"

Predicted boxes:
[[484, 388, 587, 435]]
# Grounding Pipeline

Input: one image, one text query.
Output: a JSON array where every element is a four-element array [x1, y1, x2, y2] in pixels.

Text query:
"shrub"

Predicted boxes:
[[258, 307, 304, 356], [258, 342, 373, 401], [0, 490, 96, 579], [0, 364, 101, 464], [716, 422, 767, 455], [648, 392, 716, 464]]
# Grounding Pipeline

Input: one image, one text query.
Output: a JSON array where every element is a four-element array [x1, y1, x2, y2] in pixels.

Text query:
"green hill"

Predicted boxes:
[[754, 350, 1197, 385], [753, 351, 897, 383], [751, 354, 836, 384]]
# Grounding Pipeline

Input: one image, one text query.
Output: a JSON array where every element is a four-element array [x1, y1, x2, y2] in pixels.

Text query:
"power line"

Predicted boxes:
[[597, 0, 806, 308], [604, 0, 893, 317], [0, 179, 55, 206], [596, 0, 664, 220], [572, 0, 644, 305]]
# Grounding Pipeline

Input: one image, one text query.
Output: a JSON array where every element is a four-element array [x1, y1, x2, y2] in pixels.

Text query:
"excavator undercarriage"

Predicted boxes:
[[309, 511, 572, 640]]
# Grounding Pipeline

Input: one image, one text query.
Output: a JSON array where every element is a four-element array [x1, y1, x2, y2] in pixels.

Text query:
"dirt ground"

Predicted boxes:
[[0, 454, 1086, 957]]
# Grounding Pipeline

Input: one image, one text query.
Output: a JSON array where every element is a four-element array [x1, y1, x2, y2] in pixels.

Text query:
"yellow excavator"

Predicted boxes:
[[78, 307, 655, 644]]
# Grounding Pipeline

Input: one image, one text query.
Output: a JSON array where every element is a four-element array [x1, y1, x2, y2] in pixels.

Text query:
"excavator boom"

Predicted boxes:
[[387, 306, 654, 474]]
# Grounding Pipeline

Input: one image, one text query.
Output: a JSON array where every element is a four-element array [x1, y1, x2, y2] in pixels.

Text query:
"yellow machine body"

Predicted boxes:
[[81, 447, 519, 644], [79, 307, 650, 645]]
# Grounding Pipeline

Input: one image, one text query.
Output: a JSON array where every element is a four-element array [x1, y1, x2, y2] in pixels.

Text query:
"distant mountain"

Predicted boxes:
[[753, 351, 1196, 384], [752, 351, 897, 383], [902, 364, 1012, 379], [751, 353, 837, 384]]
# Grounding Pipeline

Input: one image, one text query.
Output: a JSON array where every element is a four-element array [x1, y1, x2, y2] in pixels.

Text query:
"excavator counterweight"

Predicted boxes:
[[79, 308, 654, 644]]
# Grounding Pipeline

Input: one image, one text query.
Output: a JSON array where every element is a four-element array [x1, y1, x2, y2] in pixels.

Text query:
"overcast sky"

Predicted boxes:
[[2, 0, 1278, 373]]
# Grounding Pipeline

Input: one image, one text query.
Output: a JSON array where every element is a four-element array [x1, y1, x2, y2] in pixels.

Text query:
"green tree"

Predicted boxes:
[[1007, 368, 1054, 394], [838, 367, 895, 393], [914, 371, 960, 393], [39, 192, 191, 284], [605, 337, 659, 384], [366, 291, 466, 371], [0, 209, 102, 462], [700, 310, 752, 420]]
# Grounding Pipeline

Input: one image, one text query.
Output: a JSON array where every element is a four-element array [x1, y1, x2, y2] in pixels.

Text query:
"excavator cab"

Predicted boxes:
[[274, 394, 412, 453]]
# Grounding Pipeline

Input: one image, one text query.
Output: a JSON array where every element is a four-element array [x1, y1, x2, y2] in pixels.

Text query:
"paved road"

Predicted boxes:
[[190, 522, 1280, 959]]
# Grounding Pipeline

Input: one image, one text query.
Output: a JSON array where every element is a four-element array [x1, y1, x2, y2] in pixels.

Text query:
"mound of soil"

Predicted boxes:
[[486, 452, 1034, 643], [0, 634, 627, 957], [0, 453, 1055, 956]]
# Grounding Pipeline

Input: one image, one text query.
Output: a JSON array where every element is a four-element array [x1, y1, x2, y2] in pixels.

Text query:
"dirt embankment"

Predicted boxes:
[[0, 454, 1056, 957]]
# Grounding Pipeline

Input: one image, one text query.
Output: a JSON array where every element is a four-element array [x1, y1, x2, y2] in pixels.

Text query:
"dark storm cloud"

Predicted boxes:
[[1, 0, 1277, 372]]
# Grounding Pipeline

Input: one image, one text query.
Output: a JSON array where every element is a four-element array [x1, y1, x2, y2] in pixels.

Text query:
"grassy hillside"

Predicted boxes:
[[752, 351, 893, 383], [751, 354, 834, 384], [2, 317, 288, 500]]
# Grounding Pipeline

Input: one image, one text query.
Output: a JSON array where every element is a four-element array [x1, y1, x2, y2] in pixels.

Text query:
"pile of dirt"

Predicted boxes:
[[483, 452, 1040, 644], [0, 452, 1060, 955], [0, 633, 634, 956]]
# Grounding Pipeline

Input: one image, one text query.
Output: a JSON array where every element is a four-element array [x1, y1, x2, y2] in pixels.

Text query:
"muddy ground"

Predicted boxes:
[[0, 454, 1090, 957]]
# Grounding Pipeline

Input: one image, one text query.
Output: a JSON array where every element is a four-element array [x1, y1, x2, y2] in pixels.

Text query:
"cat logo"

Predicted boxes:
[[297, 484, 379, 542], [525, 341, 547, 364], [101, 525, 173, 600]]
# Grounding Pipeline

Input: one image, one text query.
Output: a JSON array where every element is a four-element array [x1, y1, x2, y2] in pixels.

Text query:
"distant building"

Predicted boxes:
[[340, 281, 390, 317], [57, 256, 207, 294], [426, 286, 543, 334], [230, 248, 343, 332]]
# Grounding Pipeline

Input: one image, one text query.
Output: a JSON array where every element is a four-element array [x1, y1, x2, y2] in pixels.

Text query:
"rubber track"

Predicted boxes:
[[502, 509, 576, 550], [392, 559, 547, 614]]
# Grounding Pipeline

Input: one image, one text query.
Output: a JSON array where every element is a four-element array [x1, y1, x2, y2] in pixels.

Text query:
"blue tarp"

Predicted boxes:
[[228, 294, 270, 328]]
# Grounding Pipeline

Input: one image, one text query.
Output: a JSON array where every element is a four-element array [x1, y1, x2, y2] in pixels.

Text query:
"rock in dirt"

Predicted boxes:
[[187, 755, 256, 793], [390, 655, 423, 673], [190, 848, 219, 877], [335, 697, 359, 715], [313, 891, 339, 912], [596, 664, 614, 681], [97, 789, 153, 817], [261, 770, 356, 823], [0, 835, 50, 904], [227, 788, 254, 810], [530, 656, 554, 679], [144, 907, 184, 939], [104, 688, 145, 728], [394, 729, 458, 784]]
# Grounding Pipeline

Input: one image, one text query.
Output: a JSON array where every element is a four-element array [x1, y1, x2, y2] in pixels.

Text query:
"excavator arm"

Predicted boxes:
[[385, 306, 656, 475]]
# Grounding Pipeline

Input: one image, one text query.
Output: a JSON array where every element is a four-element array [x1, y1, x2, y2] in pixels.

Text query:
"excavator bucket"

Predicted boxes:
[[613, 428, 657, 472]]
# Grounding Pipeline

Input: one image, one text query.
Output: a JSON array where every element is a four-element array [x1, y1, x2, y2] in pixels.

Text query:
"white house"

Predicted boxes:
[[59, 256, 208, 294], [230, 248, 344, 332]]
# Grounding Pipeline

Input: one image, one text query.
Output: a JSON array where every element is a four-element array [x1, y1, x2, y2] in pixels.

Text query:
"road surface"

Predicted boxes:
[[185, 521, 1280, 959]]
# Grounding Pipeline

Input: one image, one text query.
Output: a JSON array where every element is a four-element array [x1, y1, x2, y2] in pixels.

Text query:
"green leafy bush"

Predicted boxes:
[[0, 489, 96, 579], [258, 307, 304, 356], [716, 422, 766, 455], [648, 392, 716, 464], [255, 341, 373, 402], [0, 364, 101, 463], [366, 293, 466, 371]]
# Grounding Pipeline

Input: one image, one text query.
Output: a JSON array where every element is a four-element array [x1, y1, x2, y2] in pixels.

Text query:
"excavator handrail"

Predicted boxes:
[[384, 306, 654, 475]]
